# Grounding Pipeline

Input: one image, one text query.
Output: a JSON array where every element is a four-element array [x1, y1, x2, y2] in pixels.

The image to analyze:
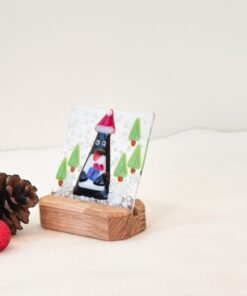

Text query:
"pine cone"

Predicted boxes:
[[0, 173, 39, 235]]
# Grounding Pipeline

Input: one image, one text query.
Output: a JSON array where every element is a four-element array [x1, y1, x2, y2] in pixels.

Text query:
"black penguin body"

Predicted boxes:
[[73, 132, 111, 200]]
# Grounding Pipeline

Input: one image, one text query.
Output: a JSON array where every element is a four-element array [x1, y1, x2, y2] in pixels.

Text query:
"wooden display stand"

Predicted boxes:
[[39, 195, 146, 241]]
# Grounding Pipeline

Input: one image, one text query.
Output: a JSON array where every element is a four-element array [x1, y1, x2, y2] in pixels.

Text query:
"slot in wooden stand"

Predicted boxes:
[[39, 195, 146, 241]]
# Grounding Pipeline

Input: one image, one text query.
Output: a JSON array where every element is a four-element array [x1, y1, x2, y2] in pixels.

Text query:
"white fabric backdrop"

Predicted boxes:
[[1, 0, 247, 149], [1, 130, 247, 295]]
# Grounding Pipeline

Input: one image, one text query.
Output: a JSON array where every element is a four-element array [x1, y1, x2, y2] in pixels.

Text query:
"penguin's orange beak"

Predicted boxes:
[[93, 150, 105, 161]]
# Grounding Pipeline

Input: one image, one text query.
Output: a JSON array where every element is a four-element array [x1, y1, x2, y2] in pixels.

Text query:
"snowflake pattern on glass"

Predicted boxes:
[[52, 106, 154, 209]]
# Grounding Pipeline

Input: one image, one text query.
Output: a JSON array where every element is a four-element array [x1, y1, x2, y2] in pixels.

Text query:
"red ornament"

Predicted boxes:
[[0, 220, 11, 252]]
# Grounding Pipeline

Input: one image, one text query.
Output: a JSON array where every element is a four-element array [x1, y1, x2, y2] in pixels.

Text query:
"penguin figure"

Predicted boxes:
[[73, 110, 115, 200]]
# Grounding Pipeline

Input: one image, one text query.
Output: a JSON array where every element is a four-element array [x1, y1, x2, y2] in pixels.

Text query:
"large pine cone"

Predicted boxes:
[[0, 173, 39, 235]]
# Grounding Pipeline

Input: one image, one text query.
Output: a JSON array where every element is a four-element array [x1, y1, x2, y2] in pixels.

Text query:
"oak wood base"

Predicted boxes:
[[39, 195, 146, 241]]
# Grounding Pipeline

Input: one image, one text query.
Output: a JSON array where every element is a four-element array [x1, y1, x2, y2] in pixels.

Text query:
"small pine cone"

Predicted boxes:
[[0, 173, 39, 235]]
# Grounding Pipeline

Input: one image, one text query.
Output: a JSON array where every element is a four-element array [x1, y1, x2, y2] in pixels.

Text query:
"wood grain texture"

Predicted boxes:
[[39, 195, 146, 241]]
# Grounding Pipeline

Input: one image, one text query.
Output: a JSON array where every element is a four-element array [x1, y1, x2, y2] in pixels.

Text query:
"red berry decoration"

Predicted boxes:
[[0, 220, 11, 251]]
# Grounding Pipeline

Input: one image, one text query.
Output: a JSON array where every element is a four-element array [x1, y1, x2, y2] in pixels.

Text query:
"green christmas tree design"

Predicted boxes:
[[127, 145, 142, 174], [56, 158, 67, 186], [114, 153, 128, 182], [129, 118, 141, 146], [68, 144, 80, 172]]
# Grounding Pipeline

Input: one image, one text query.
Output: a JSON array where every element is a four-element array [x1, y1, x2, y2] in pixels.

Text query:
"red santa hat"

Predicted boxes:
[[95, 109, 116, 134]]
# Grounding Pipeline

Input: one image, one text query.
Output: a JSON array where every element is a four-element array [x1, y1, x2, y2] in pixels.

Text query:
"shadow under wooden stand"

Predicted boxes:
[[39, 195, 146, 241]]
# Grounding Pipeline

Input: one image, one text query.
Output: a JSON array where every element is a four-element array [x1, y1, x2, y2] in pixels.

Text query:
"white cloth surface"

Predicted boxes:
[[1, 130, 247, 296]]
